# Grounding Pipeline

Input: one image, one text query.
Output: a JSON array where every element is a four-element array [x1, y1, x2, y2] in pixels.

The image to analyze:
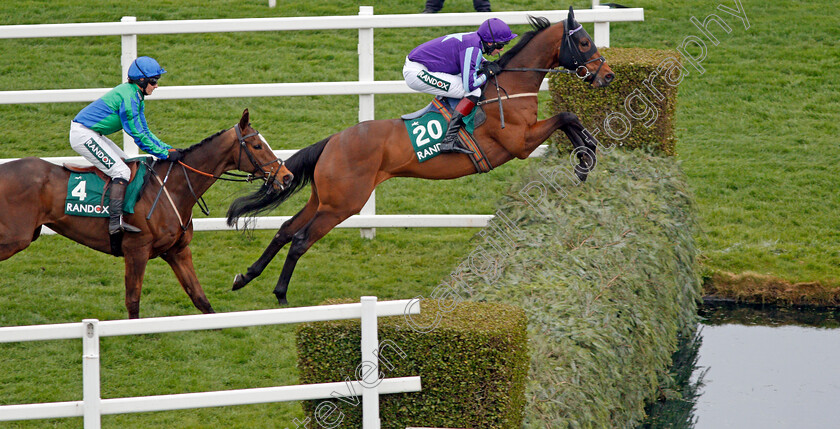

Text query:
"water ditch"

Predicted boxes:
[[641, 303, 840, 428]]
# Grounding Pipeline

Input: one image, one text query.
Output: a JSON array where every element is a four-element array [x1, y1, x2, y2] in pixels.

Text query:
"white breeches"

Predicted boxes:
[[69, 121, 131, 181], [403, 57, 482, 99]]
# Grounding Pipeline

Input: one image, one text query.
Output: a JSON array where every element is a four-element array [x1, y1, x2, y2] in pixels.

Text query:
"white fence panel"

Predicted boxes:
[[0, 9, 643, 40], [0, 297, 420, 429], [0, 7, 643, 236]]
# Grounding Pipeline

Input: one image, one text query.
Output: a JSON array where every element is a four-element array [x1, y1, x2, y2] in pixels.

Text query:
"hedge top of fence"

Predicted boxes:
[[306, 298, 526, 336], [599, 46, 680, 66]]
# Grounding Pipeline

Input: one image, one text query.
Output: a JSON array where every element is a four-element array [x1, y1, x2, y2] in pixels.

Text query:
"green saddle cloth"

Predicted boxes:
[[403, 108, 477, 163], [64, 159, 147, 217]]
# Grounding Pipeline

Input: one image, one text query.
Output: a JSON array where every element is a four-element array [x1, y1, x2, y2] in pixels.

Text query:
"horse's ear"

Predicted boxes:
[[239, 108, 250, 130], [567, 6, 576, 27]]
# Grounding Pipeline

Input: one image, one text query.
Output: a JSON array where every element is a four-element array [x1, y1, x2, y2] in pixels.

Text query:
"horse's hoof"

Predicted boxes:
[[275, 294, 288, 306], [232, 273, 249, 291]]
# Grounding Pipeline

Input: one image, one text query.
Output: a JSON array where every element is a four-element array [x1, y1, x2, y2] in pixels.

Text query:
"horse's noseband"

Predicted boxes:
[[234, 124, 285, 187]]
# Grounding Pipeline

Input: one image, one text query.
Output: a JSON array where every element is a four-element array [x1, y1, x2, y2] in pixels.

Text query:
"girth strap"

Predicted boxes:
[[432, 98, 493, 174]]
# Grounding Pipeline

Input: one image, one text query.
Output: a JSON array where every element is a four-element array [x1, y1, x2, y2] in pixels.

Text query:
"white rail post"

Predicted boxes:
[[360, 296, 380, 429], [120, 16, 139, 156], [82, 319, 101, 429], [358, 6, 376, 239], [593, 4, 611, 48]]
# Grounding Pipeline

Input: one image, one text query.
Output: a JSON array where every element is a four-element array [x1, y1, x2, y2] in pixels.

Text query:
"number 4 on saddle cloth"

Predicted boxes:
[[402, 97, 493, 173], [64, 158, 148, 217]]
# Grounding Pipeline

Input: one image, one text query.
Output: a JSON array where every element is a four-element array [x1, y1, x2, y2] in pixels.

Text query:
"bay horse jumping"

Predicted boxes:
[[227, 11, 613, 305], [0, 109, 293, 318]]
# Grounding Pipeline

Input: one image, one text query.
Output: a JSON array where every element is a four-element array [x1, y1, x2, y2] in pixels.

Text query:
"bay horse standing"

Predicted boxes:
[[227, 11, 613, 305], [0, 109, 293, 318]]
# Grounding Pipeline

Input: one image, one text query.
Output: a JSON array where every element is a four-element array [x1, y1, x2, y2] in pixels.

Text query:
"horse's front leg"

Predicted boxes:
[[522, 112, 585, 154], [526, 112, 596, 181], [124, 253, 151, 319], [161, 245, 215, 315]]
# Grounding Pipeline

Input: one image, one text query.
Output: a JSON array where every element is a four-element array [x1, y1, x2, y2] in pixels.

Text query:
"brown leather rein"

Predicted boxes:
[[145, 124, 286, 224], [177, 124, 285, 185]]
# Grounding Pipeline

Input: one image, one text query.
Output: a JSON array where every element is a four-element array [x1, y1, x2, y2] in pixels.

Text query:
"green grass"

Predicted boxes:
[[0, 0, 838, 426], [609, 1, 840, 285], [0, 228, 480, 427]]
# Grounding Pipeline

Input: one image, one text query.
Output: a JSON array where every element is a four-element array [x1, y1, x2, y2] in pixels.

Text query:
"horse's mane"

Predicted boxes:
[[181, 128, 227, 154], [497, 16, 552, 69], [140, 128, 227, 195]]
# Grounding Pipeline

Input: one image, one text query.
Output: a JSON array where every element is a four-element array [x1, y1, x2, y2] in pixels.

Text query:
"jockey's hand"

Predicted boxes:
[[166, 148, 184, 163], [479, 61, 501, 77]]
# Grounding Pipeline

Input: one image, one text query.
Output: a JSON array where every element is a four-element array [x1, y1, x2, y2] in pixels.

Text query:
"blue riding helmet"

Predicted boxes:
[[128, 56, 167, 80], [477, 18, 517, 44]]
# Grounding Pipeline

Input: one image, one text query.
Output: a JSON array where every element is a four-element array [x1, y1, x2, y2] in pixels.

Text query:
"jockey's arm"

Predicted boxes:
[[460, 47, 487, 93], [118, 95, 172, 159]]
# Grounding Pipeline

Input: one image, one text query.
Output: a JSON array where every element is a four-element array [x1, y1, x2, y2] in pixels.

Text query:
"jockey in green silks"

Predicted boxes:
[[69, 56, 183, 235]]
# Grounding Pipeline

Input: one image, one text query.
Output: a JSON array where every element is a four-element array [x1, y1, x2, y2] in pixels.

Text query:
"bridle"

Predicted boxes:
[[147, 125, 287, 223], [561, 24, 607, 83], [483, 20, 609, 127], [501, 22, 608, 83], [178, 124, 285, 187], [233, 124, 285, 186]]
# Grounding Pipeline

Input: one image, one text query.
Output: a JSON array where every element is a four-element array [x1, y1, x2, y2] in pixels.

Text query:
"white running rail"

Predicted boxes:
[[0, 297, 420, 429]]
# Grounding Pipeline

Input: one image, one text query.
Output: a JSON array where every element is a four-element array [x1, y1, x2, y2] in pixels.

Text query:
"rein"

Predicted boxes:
[[502, 67, 579, 74], [145, 124, 285, 228], [177, 125, 284, 184]]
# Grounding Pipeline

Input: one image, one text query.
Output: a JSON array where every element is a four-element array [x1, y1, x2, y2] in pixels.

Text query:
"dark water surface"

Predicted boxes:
[[643, 304, 840, 429]]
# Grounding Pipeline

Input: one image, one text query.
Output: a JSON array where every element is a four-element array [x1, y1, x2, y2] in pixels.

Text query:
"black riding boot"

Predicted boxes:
[[109, 178, 141, 235], [439, 97, 478, 154], [423, 0, 442, 13]]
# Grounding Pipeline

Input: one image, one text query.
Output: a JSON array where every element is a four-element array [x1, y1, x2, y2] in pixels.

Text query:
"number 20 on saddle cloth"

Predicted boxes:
[[64, 158, 148, 217], [402, 97, 493, 173]]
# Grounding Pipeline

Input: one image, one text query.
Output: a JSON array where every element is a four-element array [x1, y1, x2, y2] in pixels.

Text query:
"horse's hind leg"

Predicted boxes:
[[0, 239, 30, 261], [161, 245, 215, 315], [273, 210, 347, 305], [0, 225, 41, 261], [233, 189, 320, 291], [124, 254, 151, 319]]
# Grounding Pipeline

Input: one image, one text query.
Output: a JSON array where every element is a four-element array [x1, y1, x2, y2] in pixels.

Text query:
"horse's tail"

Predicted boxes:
[[226, 136, 331, 227]]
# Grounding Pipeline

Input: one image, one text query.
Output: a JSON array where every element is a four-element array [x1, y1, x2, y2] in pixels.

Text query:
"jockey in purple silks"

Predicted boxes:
[[403, 18, 517, 154]]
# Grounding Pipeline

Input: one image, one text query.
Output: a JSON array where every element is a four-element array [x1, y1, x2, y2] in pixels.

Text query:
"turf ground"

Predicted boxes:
[[0, 0, 837, 426]]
